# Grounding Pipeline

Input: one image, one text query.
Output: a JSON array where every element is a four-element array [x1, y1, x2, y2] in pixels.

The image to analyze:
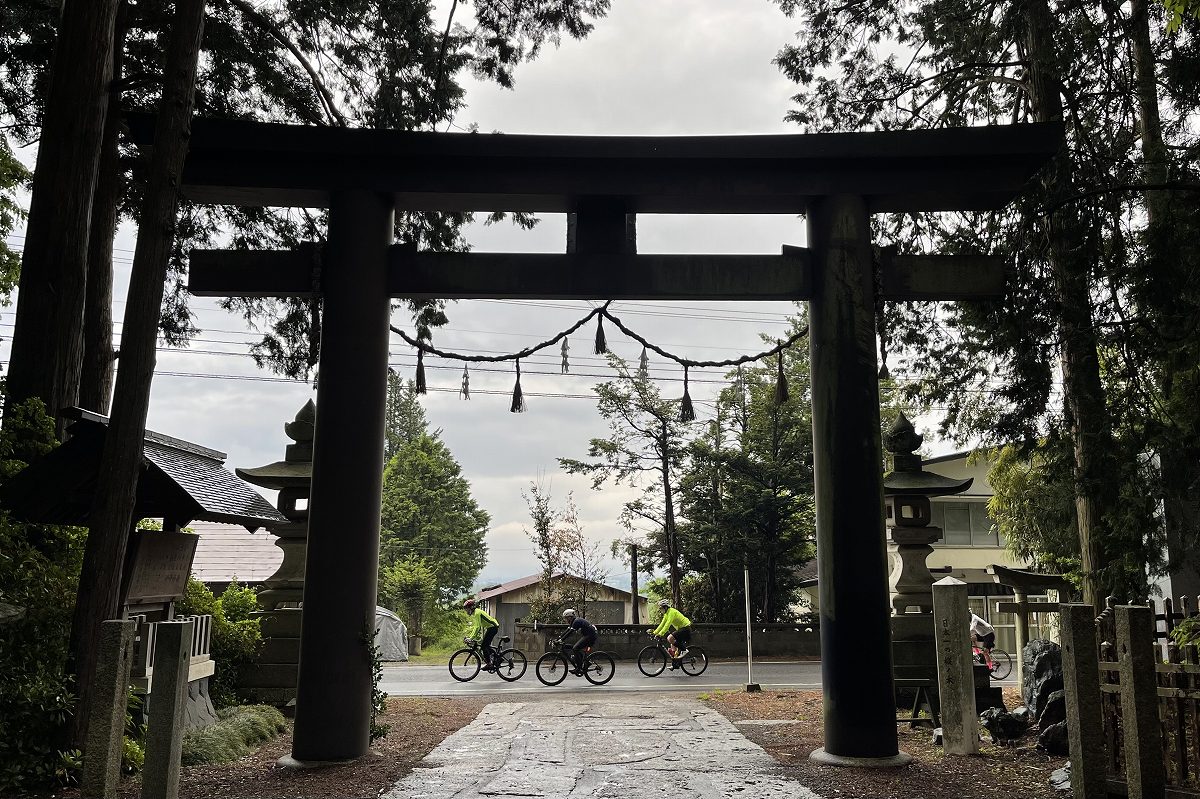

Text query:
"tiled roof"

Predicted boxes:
[[189, 521, 284, 584], [476, 573, 634, 601], [0, 408, 286, 530]]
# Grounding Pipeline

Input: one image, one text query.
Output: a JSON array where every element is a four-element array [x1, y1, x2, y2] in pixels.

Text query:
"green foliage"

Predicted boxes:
[[179, 705, 286, 766], [1172, 617, 1200, 647], [1163, 0, 1200, 33], [176, 579, 262, 708], [379, 434, 490, 604], [988, 436, 1165, 601], [0, 399, 85, 791], [361, 625, 391, 743], [384, 373, 431, 463], [676, 317, 819, 622], [378, 555, 437, 633], [0, 136, 28, 303], [522, 483, 610, 621]]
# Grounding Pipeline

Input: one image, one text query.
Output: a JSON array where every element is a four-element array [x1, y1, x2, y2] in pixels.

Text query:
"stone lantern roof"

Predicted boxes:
[[882, 412, 973, 497], [235, 400, 314, 490]]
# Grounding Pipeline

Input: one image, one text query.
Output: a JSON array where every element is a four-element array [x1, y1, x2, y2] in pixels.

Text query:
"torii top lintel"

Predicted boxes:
[[127, 114, 1062, 214]]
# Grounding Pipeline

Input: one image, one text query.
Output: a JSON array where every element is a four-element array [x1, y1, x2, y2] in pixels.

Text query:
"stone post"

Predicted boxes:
[[1013, 590, 1029, 688], [81, 619, 136, 798], [1116, 605, 1165, 799], [932, 577, 977, 755], [1059, 604, 1105, 799], [142, 620, 193, 799]]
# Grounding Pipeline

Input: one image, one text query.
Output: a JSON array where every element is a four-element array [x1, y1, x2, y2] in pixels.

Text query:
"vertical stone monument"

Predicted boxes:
[[235, 401, 314, 705], [884, 413, 973, 709]]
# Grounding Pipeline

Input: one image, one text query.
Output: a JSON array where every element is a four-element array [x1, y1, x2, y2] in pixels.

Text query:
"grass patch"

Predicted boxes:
[[180, 705, 287, 766], [400, 640, 461, 664]]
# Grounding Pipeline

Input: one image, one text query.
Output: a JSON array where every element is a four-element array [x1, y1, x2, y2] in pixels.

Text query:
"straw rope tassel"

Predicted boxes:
[[510, 359, 526, 413], [638, 346, 649, 378], [594, 315, 607, 354], [561, 338, 570, 374], [415, 347, 427, 395], [680, 364, 695, 422], [460, 363, 470, 400], [775, 349, 789, 404]]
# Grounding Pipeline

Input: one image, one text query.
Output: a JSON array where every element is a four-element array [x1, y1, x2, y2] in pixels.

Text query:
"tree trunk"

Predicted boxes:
[[69, 0, 206, 745], [1129, 0, 1200, 600], [4, 0, 121, 433], [1022, 0, 1119, 610], [79, 3, 128, 416], [629, 544, 639, 625]]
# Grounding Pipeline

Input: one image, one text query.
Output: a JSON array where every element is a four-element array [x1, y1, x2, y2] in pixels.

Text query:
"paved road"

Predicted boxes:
[[383, 696, 821, 799], [381, 660, 824, 696]]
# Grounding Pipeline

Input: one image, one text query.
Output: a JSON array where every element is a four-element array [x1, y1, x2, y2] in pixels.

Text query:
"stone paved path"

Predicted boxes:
[[384, 697, 822, 798]]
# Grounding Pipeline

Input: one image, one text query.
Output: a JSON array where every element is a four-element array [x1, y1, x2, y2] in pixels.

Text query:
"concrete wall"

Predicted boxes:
[[515, 622, 822, 661], [482, 580, 649, 630]]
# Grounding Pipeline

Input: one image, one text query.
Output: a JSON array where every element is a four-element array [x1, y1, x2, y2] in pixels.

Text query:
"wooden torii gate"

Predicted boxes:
[[130, 115, 1059, 767]]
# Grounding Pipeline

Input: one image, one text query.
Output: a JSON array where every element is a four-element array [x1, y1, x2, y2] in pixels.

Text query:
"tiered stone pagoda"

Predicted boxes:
[[235, 400, 315, 704]]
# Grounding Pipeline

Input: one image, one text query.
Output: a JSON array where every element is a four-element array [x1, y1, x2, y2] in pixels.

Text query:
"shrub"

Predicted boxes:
[[1172, 617, 1200, 647], [176, 579, 262, 707], [179, 705, 286, 766]]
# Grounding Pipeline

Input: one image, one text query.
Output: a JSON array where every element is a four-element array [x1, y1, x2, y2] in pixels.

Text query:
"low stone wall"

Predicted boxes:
[[514, 622, 821, 660]]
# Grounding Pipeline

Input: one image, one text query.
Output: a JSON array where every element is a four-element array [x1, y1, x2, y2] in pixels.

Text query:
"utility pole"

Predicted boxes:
[[630, 543, 640, 625]]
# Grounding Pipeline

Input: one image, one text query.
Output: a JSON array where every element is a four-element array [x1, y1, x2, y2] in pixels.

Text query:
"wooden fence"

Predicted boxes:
[[1062, 599, 1200, 799]]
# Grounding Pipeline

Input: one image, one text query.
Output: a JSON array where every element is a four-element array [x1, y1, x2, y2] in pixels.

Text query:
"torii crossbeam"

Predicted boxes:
[[129, 114, 1059, 767]]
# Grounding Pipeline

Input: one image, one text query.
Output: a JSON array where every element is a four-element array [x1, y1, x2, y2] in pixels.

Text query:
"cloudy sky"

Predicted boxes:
[[4, 1, 958, 593]]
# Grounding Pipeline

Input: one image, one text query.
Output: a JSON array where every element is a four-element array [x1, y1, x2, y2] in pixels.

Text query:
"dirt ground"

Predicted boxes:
[[49, 697, 488, 799], [35, 687, 1065, 799], [702, 688, 1067, 799]]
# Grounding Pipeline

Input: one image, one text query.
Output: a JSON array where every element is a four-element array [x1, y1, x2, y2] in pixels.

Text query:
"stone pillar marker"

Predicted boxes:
[[1116, 605, 1165, 799], [932, 577, 977, 755], [1059, 604, 1105, 799], [81, 619, 136, 798], [142, 619, 193, 799]]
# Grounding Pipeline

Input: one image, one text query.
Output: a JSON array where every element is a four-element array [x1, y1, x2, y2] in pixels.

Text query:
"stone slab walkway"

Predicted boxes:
[[384, 697, 822, 798]]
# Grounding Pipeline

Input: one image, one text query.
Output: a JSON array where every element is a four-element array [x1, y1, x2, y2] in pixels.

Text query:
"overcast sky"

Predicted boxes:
[[3, 1, 958, 593]]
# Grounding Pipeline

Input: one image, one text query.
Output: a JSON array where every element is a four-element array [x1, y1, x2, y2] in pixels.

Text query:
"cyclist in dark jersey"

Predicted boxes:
[[560, 608, 598, 675]]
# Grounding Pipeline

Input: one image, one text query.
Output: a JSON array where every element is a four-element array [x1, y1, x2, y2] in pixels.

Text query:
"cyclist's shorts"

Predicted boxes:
[[673, 626, 692, 648], [573, 635, 598, 651], [980, 632, 995, 649]]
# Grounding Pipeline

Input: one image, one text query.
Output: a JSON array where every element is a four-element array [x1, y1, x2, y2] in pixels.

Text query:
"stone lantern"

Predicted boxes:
[[234, 400, 315, 703], [883, 412, 972, 615]]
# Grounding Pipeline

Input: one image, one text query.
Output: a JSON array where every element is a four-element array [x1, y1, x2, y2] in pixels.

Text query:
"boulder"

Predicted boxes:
[[980, 707, 1028, 745], [1038, 721, 1070, 756], [1023, 639, 1064, 720], [1011, 706, 1033, 724], [1050, 763, 1072, 792], [1039, 690, 1066, 728]]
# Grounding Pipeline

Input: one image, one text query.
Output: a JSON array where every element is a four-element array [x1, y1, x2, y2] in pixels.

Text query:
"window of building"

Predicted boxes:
[[931, 499, 1002, 547]]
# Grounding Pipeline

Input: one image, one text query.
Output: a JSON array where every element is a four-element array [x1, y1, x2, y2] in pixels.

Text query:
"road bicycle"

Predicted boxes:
[[448, 635, 528, 682], [637, 633, 708, 677], [972, 642, 1013, 680], [535, 639, 615, 686]]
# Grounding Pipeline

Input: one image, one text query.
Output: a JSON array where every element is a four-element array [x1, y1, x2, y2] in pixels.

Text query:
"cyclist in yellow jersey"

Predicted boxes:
[[651, 598, 692, 660], [462, 598, 500, 670]]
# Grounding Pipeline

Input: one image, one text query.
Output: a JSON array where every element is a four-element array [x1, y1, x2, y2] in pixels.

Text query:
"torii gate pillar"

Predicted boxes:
[[808, 194, 911, 766], [288, 191, 394, 764]]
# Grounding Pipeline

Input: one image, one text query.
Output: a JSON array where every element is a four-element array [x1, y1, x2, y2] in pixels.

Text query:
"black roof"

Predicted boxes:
[[0, 408, 286, 530], [125, 114, 1062, 214]]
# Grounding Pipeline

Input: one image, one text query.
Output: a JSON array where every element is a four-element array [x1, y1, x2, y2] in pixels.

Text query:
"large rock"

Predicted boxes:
[[1050, 763, 1072, 792], [1039, 689, 1066, 728], [1023, 639, 1064, 720], [980, 707, 1027, 745], [1038, 721, 1070, 756]]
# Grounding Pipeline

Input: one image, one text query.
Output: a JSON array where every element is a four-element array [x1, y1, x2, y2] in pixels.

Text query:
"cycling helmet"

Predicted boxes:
[[463, 598, 476, 610], [562, 608, 576, 619], [658, 599, 670, 609]]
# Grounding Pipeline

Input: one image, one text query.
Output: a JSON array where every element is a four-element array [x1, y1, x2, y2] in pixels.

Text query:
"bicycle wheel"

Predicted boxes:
[[495, 648, 528, 682], [679, 647, 708, 677], [583, 651, 616, 686], [448, 648, 481, 682], [535, 652, 569, 686], [637, 645, 667, 677], [989, 649, 1013, 680]]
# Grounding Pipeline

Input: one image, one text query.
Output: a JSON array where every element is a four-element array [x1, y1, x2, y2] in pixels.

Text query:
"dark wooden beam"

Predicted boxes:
[[190, 247, 814, 300], [189, 246, 1005, 301], [880, 253, 1006, 300]]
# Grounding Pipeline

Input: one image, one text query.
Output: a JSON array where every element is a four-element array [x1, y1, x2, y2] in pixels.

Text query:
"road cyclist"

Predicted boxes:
[[651, 598, 694, 666], [969, 611, 1013, 679], [448, 598, 528, 681], [534, 608, 615, 686]]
